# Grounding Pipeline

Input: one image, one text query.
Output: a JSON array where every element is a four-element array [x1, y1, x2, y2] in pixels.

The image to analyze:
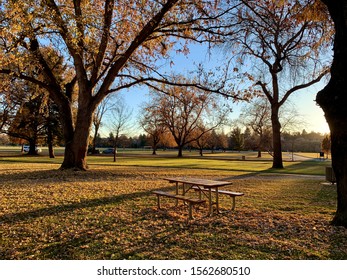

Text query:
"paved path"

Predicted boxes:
[[222, 172, 325, 181]]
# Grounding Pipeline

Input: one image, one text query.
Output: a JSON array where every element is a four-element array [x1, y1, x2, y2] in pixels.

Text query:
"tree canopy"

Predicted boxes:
[[222, 0, 332, 168], [0, 0, 228, 169]]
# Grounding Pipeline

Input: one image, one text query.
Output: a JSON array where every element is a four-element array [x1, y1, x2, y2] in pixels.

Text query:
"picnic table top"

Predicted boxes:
[[163, 177, 233, 188]]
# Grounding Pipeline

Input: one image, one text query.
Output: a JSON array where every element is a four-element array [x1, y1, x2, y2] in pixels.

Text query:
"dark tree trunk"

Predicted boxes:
[[271, 105, 284, 169], [316, 0, 347, 227], [47, 123, 55, 158], [28, 140, 38, 155], [178, 145, 183, 157], [113, 146, 117, 162], [48, 143, 55, 158], [60, 127, 90, 170], [92, 124, 100, 154], [59, 101, 93, 170]]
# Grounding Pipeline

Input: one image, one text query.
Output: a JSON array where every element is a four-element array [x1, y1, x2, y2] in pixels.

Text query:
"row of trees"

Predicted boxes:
[[89, 128, 329, 156]]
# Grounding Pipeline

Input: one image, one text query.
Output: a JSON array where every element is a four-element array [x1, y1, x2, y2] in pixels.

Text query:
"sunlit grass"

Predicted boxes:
[[0, 161, 345, 260], [0, 151, 330, 176]]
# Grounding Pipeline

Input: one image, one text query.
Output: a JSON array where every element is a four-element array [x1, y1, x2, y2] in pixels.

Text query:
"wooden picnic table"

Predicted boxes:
[[163, 177, 234, 216]]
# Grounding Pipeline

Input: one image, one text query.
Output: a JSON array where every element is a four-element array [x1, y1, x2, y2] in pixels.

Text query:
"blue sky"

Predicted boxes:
[[99, 43, 331, 137]]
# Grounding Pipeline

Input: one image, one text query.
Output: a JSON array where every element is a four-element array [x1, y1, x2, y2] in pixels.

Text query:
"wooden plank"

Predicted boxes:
[[163, 177, 233, 188], [191, 186, 244, 196], [152, 191, 205, 204]]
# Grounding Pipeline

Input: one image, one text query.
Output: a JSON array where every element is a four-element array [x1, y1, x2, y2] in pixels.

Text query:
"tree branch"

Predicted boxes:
[[279, 68, 330, 107], [90, 0, 115, 85]]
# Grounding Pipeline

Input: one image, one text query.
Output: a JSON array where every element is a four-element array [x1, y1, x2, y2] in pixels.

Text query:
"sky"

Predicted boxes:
[[99, 43, 331, 137]]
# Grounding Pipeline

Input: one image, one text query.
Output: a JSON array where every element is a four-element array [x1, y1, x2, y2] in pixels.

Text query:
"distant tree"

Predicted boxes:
[[160, 131, 176, 150], [7, 84, 48, 155], [140, 106, 166, 155], [137, 134, 148, 148], [207, 130, 228, 152], [321, 134, 331, 159], [224, 0, 331, 168], [109, 98, 133, 162], [91, 96, 111, 154], [45, 100, 63, 158], [108, 132, 115, 147], [217, 131, 229, 151], [243, 127, 255, 150], [192, 128, 212, 156], [229, 127, 244, 151], [240, 98, 304, 157], [145, 76, 229, 157], [239, 99, 271, 157]]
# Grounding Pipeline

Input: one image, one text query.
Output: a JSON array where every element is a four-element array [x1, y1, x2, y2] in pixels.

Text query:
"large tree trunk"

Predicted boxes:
[[59, 100, 94, 171], [28, 139, 38, 156], [316, 0, 347, 228], [271, 105, 284, 169]]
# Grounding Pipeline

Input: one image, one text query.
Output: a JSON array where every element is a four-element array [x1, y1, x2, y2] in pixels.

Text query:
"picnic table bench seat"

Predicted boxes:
[[152, 190, 206, 220], [191, 186, 244, 210]]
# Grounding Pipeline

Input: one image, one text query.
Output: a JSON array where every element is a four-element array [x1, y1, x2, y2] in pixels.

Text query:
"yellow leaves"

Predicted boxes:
[[0, 161, 346, 259]]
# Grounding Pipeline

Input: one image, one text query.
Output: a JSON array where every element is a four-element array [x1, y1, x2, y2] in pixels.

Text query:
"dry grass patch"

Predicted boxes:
[[0, 163, 346, 260]]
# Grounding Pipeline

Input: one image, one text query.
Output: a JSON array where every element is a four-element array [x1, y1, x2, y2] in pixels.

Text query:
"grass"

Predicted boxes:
[[0, 149, 331, 175], [0, 153, 346, 260]]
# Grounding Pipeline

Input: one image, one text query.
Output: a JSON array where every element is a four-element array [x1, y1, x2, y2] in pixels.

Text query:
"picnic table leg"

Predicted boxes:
[[208, 189, 213, 216], [215, 187, 220, 213], [175, 182, 179, 206], [188, 203, 193, 220], [231, 196, 236, 211], [182, 183, 188, 206], [156, 194, 161, 209]]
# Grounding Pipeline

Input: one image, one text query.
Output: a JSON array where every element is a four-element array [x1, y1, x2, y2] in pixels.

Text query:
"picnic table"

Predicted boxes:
[[152, 177, 244, 220]]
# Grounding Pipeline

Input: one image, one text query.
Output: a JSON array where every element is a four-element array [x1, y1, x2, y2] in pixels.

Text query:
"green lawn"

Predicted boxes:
[[0, 147, 331, 176], [1, 153, 345, 260]]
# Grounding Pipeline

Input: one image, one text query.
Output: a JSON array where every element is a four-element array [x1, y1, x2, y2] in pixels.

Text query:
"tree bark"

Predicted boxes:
[[271, 105, 284, 169], [92, 124, 100, 154], [47, 127, 55, 158], [59, 100, 93, 170], [28, 140, 38, 156], [316, 0, 347, 227], [257, 150, 261, 158], [178, 145, 183, 157]]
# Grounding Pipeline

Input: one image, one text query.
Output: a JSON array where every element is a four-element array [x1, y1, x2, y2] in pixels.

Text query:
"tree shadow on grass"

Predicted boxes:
[[0, 167, 151, 185], [0, 191, 151, 225]]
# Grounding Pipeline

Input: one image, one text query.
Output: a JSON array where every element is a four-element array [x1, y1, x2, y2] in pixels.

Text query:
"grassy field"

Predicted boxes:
[[1, 152, 346, 260]]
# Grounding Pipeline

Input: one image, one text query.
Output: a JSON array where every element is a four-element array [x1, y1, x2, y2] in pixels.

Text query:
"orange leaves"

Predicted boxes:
[[1, 0, 226, 88]]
